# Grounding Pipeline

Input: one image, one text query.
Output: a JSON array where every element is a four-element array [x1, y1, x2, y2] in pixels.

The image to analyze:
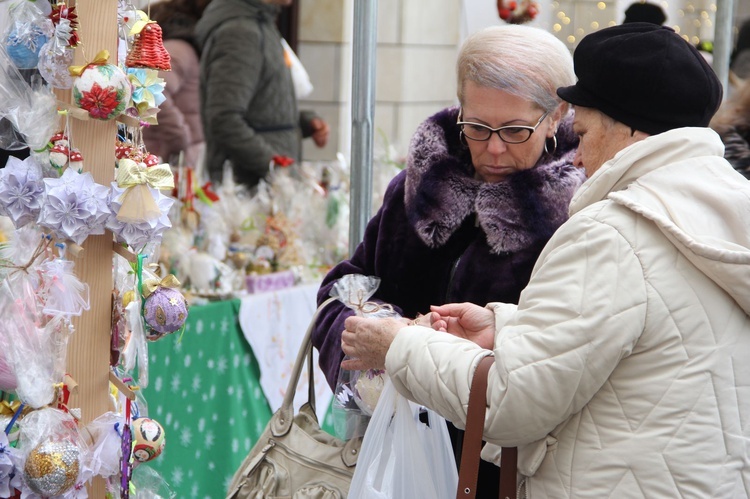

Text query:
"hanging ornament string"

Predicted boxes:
[[2, 234, 53, 277]]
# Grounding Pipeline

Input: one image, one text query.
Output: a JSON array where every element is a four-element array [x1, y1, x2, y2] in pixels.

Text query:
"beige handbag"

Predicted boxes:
[[227, 297, 361, 498]]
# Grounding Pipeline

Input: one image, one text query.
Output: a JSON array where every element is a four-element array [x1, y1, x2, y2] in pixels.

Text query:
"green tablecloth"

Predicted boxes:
[[142, 299, 271, 498], [142, 299, 337, 498]]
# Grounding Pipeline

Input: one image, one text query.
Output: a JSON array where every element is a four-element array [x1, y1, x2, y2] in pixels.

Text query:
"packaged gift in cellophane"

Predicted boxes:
[[12, 407, 88, 497], [330, 274, 400, 440]]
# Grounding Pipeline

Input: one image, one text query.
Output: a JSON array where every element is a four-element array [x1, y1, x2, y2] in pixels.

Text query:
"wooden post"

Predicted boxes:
[[64, 0, 118, 496]]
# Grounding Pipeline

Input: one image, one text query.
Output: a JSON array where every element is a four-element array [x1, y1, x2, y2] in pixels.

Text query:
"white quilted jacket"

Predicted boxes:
[[386, 127, 750, 498]]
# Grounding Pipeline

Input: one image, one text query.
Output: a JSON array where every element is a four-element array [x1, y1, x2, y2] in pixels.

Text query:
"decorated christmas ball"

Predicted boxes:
[[132, 417, 165, 462], [73, 63, 132, 121], [5, 30, 48, 69], [24, 438, 80, 496], [144, 286, 188, 337]]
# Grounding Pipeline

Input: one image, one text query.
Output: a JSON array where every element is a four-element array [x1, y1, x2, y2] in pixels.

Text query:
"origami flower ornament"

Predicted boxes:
[[37, 168, 110, 245], [126, 68, 165, 123], [0, 156, 45, 228], [107, 183, 174, 250]]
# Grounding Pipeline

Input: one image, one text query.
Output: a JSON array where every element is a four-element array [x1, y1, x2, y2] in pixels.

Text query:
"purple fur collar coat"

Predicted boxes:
[[312, 106, 585, 389]]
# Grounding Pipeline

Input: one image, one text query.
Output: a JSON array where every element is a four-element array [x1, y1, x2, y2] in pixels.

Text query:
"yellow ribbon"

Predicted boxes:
[[0, 400, 20, 417], [143, 274, 181, 298], [117, 158, 175, 191], [68, 49, 110, 77], [116, 158, 174, 223], [130, 10, 152, 36]]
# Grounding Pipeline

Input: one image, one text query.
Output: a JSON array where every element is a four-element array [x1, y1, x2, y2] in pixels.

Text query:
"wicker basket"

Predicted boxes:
[[125, 22, 171, 71]]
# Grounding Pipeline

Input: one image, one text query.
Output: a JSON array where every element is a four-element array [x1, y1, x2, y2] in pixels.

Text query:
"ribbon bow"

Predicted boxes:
[[143, 274, 181, 298], [116, 158, 175, 223], [130, 11, 154, 36], [117, 158, 174, 190], [68, 49, 110, 77], [0, 401, 20, 418]]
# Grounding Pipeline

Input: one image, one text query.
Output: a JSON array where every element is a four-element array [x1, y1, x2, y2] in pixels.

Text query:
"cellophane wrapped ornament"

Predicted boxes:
[[2, 0, 53, 70], [38, 2, 80, 89], [331, 274, 400, 440], [13, 407, 88, 497], [0, 44, 58, 153], [0, 226, 90, 409]]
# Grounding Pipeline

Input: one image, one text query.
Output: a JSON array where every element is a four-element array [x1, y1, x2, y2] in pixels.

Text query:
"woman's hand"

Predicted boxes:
[[429, 303, 496, 349], [340, 316, 404, 371]]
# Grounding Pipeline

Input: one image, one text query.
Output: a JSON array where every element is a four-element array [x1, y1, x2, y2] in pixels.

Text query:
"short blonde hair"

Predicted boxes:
[[457, 25, 575, 114]]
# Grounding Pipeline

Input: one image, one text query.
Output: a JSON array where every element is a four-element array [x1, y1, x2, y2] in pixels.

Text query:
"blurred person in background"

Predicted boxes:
[[195, 0, 329, 188], [731, 18, 750, 80], [711, 79, 750, 178], [143, 0, 211, 168], [311, 24, 585, 496]]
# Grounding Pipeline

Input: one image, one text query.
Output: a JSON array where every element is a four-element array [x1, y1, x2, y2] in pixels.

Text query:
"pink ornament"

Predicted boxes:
[[143, 286, 188, 338]]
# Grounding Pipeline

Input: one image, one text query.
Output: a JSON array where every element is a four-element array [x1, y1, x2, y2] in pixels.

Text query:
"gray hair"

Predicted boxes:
[[457, 25, 575, 113]]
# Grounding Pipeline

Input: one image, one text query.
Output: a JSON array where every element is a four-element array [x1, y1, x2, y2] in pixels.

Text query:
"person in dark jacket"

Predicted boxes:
[[143, 0, 210, 167], [194, 0, 328, 188], [312, 24, 585, 496]]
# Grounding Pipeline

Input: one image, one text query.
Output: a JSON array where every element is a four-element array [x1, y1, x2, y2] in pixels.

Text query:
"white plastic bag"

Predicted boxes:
[[348, 379, 458, 499], [281, 38, 313, 98]]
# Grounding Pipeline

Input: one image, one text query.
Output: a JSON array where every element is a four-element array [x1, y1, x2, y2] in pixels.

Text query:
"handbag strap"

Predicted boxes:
[[456, 356, 518, 499], [272, 296, 337, 435]]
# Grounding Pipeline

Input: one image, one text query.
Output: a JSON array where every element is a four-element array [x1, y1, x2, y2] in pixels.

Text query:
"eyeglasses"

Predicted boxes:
[[457, 110, 550, 144]]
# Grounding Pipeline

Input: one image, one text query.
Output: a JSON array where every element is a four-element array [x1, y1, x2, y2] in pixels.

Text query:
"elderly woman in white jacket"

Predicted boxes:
[[341, 24, 750, 498]]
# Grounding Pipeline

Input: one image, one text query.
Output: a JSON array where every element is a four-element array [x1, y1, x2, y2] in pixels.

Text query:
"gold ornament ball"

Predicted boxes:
[[24, 439, 80, 496]]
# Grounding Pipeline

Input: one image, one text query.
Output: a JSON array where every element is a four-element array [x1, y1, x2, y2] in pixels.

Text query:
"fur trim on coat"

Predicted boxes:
[[405, 106, 583, 254]]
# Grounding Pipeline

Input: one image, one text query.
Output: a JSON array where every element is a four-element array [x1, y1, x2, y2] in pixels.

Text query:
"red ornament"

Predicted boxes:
[[126, 22, 171, 71], [272, 155, 295, 167], [496, 0, 539, 24]]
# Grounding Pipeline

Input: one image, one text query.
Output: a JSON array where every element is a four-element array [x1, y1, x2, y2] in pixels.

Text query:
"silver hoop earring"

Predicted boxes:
[[544, 135, 557, 155]]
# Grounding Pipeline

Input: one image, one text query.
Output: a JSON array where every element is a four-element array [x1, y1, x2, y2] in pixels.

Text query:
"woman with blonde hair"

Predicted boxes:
[[312, 24, 585, 495]]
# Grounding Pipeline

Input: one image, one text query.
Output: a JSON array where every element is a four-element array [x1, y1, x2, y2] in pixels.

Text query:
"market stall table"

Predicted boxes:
[[142, 285, 336, 498]]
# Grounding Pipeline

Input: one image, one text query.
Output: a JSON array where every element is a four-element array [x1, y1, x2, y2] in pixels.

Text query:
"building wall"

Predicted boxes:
[[297, 0, 460, 164]]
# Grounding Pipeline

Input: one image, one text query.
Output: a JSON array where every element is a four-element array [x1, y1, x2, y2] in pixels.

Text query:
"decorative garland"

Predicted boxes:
[[497, 0, 539, 24]]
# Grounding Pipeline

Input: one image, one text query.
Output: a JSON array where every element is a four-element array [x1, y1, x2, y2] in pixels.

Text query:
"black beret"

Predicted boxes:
[[623, 2, 666, 25], [557, 23, 722, 135]]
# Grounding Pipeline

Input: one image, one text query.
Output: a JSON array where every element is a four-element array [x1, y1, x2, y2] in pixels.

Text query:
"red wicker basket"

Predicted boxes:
[[126, 22, 171, 71]]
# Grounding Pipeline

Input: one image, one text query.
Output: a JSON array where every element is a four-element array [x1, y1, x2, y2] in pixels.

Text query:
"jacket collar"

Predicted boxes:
[[569, 127, 726, 216], [404, 107, 583, 254]]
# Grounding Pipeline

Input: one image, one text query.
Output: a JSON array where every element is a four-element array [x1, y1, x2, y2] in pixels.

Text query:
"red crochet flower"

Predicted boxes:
[[272, 155, 295, 167], [77, 82, 120, 120]]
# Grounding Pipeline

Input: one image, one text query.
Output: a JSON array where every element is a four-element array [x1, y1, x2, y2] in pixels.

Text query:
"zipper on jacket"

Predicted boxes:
[[268, 438, 353, 479], [517, 476, 527, 499]]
